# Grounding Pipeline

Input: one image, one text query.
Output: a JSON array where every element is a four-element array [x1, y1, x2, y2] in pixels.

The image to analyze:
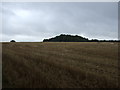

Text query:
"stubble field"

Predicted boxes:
[[2, 42, 119, 88]]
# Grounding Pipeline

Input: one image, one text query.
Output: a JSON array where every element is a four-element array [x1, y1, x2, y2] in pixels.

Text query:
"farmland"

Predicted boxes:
[[2, 42, 119, 88]]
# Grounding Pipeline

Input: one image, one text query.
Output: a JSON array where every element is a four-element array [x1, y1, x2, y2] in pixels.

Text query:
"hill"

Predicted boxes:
[[43, 34, 120, 42], [43, 34, 89, 42]]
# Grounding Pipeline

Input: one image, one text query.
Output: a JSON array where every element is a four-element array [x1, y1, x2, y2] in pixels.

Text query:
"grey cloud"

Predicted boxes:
[[1, 2, 118, 42]]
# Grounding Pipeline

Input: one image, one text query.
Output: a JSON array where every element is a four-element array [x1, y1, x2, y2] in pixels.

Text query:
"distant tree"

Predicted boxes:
[[10, 40, 16, 42], [91, 39, 99, 42]]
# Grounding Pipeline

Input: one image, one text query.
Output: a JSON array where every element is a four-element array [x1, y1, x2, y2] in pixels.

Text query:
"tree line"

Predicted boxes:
[[43, 34, 120, 42]]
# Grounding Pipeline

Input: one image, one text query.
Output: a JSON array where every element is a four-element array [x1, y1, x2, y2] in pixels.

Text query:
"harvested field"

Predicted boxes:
[[2, 42, 119, 88]]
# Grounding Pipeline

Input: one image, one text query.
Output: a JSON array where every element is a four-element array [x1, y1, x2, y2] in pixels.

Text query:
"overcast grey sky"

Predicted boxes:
[[1, 2, 118, 42]]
